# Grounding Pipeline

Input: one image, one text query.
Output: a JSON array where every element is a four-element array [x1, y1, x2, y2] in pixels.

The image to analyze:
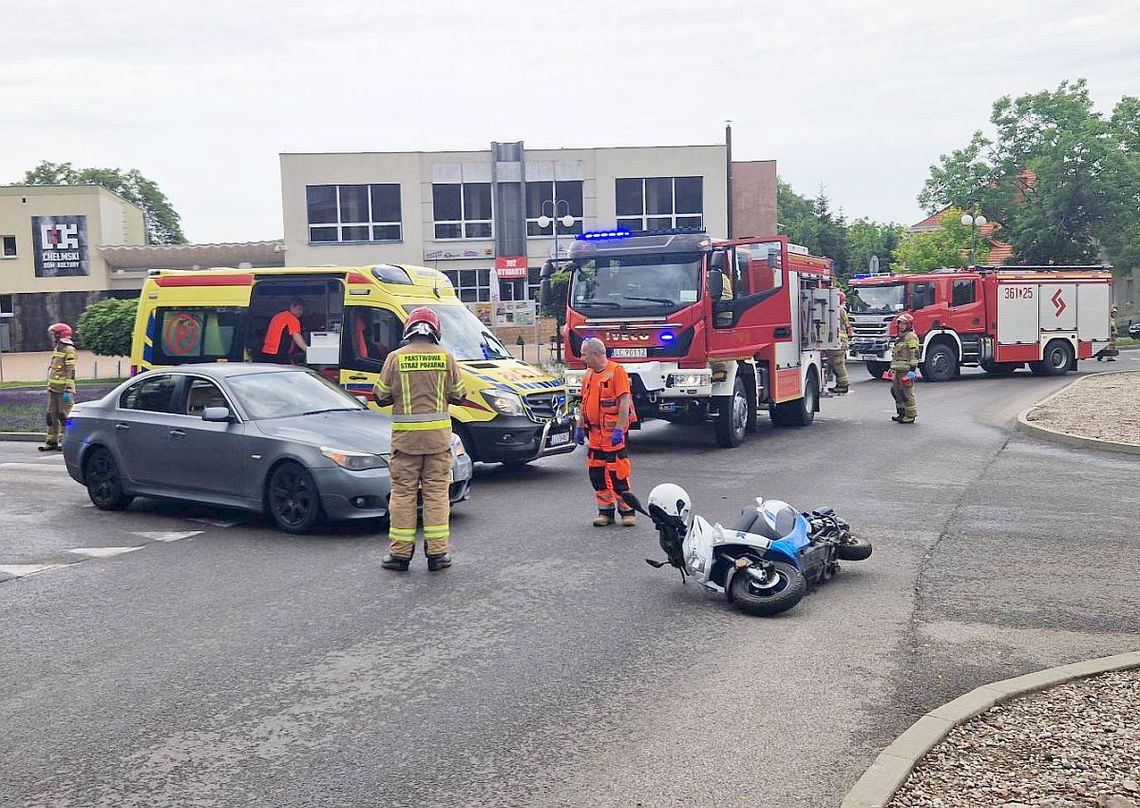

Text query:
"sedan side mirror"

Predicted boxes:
[[202, 406, 234, 423]]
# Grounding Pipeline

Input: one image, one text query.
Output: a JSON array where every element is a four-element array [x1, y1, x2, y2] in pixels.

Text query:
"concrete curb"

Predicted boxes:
[[1015, 370, 1140, 456], [0, 432, 47, 442], [842, 650, 1140, 808]]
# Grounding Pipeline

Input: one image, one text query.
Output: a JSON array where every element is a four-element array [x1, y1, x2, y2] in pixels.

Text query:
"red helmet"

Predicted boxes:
[[838, 291, 847, 306], [895, 312, 915, 330], [1110, 305, 1118, 315], [403, 307, 441, 343], [48, 322, 73, 340]]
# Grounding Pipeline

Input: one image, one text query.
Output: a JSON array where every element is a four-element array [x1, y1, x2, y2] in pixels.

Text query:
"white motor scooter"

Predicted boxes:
[[621, 483, 871, 617]]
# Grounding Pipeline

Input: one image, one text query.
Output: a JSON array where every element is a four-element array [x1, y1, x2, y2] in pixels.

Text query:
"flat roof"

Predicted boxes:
[[281, 142, 727, 158], [1, 184, 143, 210]]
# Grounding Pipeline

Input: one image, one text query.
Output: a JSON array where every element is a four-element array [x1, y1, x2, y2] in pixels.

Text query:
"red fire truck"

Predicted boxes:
[[554, 228, 840, 447], [846, 266, 1114, 381]]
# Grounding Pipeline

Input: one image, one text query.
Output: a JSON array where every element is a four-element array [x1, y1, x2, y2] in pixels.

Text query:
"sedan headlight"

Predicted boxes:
[[320, 447, 388, 471], [482, 390, 525, 416], [451, 433, 467, 457]]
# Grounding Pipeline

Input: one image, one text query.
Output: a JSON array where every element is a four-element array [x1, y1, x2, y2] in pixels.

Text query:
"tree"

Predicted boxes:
[[847, 218, 907, 278], [892, 208, 990, 272], [918, 80, 1140, 267], [76, 298, 138, 357], [17, 161, 187, 245]]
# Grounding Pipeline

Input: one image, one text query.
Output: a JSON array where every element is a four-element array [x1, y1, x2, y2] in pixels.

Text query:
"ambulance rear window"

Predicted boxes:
[[152, 307, 246, 365]]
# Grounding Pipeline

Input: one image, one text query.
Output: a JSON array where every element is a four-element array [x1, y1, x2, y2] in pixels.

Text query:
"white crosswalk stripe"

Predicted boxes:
[[69, 546, 143, 558], [0, 563, 73, 578], [129, 531, 204, 543], [0, 462, 69, 473]]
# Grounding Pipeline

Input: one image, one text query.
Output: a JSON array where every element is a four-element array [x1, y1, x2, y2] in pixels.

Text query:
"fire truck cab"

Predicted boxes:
[[557, 228, 839, 448], [847, 266, 1114, 381]]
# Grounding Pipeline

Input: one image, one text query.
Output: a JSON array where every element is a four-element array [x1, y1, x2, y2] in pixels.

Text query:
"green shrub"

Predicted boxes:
[[76, 298, 138, 357]]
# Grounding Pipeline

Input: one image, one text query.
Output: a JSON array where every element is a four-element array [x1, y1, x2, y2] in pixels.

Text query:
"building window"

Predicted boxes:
[[1, 235, 16, 258], [0, 294, 13, 316], [433, 183, 492, 240], [525, 181, 584, 237], [615, 176, 703, 232], [441, 268, 493, 302], [305, 184, 402, 244]]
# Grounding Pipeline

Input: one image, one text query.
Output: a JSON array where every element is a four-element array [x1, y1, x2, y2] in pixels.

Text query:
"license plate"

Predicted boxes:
[[611, 348, 647, 359], [548, 431, 571, 446]]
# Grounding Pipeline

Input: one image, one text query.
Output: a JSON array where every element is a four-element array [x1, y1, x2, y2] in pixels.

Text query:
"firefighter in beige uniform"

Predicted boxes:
[[373, 308, 465, 571], [40, 322, 78, 451], [828, 291, 854, 395], [889, 311, 920, 424]]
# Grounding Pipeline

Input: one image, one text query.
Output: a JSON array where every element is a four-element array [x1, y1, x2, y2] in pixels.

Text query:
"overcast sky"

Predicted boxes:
[[4, 0, 1138, 243]]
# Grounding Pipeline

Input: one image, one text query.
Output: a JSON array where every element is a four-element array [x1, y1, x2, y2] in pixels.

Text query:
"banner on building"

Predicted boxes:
[[494, 299, 536, 327], [424, 246, 494, 261], [32, 216, 89, 277], [493, 255, 529, 279]]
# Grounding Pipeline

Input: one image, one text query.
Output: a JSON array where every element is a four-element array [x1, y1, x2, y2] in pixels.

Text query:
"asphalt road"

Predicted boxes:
[[2, 361, 1138, 808]]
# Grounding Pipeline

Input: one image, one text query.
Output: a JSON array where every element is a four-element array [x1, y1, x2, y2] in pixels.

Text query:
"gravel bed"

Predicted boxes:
[[1026, 372, 1140, 446], [889, 668, 1140, 808]]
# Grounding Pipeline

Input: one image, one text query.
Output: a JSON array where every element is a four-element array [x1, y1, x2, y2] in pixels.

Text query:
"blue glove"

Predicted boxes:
[[907, 370, 917, 382], [574, 426, 586, 446], [611, 427, 625, 446], [61, 392, 74, 405]]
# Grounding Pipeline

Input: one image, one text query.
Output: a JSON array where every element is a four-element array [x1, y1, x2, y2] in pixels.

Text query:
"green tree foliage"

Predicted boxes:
[[777, 180, 905, 283], [892, 208, 990, 272], [918, 79, 1140, 267], [17, 161, 187, 245], [76, 298, 138, 357]]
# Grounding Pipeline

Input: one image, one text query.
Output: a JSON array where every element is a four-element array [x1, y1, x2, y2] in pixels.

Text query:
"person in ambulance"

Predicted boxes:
[[260, 297, 309, 363], [574, 338, 637, 527]]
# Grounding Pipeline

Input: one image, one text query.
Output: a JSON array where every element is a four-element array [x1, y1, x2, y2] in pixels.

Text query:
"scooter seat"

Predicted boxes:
[[730, 507, 794, 541]]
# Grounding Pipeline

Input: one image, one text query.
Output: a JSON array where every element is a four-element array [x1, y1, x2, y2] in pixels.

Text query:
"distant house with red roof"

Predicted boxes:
[[909, 209, 1014, 264]]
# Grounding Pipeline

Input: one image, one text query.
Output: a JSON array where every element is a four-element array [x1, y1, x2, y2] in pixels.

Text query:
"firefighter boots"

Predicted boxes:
[[381, 554, 411, 572], [427, 553, 452, 571]]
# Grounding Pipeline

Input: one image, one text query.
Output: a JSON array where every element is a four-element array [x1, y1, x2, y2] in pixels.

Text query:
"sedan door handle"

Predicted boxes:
[[170, 429, 187, 438], [115, 423, 130, 431]]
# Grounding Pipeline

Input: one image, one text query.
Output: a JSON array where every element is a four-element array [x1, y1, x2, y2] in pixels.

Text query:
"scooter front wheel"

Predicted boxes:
[[836, 535, 873, 561], [730, 561, 805, 617]]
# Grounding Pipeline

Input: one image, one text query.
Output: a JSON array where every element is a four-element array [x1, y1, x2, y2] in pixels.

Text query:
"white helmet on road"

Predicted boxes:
[[648, 483, 693, 531]]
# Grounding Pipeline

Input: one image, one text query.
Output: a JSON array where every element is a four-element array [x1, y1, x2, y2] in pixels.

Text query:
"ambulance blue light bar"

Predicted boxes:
[[576, 226, 707, 241]]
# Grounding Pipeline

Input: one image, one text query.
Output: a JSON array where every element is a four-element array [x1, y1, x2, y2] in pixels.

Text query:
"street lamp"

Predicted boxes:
[[960, 208, 987, 266], [535, 200, 575, 363]]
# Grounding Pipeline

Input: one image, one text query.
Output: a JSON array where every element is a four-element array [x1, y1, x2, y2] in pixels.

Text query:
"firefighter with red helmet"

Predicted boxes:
[[890, 312, 920, 424], [373, 308, 465, 571], [41, 323, 78, 451], [1098, 305, 1119, 361], [828, 290, 854, 395], [574, 337, 637, 527]]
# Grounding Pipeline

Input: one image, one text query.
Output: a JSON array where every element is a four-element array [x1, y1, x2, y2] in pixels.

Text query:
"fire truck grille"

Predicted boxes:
[[853, 322, 890, 337]]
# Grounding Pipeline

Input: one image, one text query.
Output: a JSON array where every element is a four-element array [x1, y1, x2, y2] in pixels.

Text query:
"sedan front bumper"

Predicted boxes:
[[315, 451, 474, 522]]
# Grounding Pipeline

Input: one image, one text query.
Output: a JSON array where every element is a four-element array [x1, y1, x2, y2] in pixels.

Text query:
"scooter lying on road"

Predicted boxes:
[[621, 484, 872, 617]]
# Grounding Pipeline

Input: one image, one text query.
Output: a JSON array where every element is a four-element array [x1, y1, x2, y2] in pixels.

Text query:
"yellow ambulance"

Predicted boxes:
[[129, 264, 575, 464]]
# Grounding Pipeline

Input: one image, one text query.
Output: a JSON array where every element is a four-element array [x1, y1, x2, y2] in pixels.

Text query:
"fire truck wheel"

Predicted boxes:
[[1039, 340, 1074, 376], [920, 343, 958, 383], [770, 370, 818, 428], [715, 378, 749, 448], [866, 361, 890, 379]]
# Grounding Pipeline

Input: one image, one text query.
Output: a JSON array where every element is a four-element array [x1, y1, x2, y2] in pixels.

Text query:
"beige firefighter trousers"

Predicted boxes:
[[46, 391, 73, 447], [387, 449, 453, 558]]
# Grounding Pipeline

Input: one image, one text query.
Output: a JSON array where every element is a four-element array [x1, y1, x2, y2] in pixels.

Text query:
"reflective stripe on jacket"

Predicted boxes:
[[374, 343, 465, 454], [582, 360, 634, 451], [890, 331, 921, 371], [48, 344, 77, 393]]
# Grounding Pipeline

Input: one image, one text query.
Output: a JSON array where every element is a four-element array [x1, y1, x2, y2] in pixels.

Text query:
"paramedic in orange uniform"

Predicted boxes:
[[261, 297, 309, 363], [574, 337, 637, 527]]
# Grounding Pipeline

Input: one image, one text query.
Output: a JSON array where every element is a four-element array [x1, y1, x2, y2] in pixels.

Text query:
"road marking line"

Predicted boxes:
[[0, 563, 72, 578], [69, 546, 144, 558], [0, 462, 69, 473], [130, 530, 204, 543]]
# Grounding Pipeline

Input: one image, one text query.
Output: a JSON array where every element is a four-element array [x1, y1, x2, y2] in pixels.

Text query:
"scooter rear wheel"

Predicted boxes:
[[836, 535, 873, 561], [730, 561, 805, 617]]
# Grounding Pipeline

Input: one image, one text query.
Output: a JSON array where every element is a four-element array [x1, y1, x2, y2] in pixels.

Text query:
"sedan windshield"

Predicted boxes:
[[847, 284, 906, 315], [421, 304, 511, 361], [227, 370, 365, 420], [571, 252, 702, 312]]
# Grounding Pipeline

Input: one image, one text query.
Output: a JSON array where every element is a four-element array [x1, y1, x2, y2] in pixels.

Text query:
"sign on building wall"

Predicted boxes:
[[32, 216, 89, 277], [424, 246, 494, 261], [493, 255, 529, 279]]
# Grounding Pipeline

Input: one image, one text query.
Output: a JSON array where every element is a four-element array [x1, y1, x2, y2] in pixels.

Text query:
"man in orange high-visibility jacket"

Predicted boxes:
[[373, 308, 465, 571], [261, 297, 309, 363], [574, 337, 637, 527]]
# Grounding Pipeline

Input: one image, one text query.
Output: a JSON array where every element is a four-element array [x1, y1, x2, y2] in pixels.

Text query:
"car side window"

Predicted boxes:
[[952, 279, 976, 307], [119, 375, 179, 413], [184, 378, 229, 416], [343, 307, 403, 371]]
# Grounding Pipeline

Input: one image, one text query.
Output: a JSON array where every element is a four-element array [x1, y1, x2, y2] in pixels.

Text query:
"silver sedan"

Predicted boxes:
[[62, 364, 473, 533]]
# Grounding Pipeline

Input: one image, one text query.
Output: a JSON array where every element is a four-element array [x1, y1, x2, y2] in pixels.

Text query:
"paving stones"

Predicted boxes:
[[888, 669, 1140, 808]]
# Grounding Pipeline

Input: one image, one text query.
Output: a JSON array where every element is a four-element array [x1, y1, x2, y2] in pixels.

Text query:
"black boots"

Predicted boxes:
[[381, 554, 410, 572], [426, 553, 452, 571]]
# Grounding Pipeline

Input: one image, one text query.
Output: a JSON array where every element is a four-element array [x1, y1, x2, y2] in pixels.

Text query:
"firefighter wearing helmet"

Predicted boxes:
[[889, 312, 920, 424], [828, 290, 854, 395], [373, 307, 466, 571], [1098, 305, 1119, 362], [40, 323, 77, 451]]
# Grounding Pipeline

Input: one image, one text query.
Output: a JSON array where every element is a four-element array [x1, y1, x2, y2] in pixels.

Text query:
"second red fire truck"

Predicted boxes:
[[552, 228, 840, 448], [846, 265, 1114, 381]]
